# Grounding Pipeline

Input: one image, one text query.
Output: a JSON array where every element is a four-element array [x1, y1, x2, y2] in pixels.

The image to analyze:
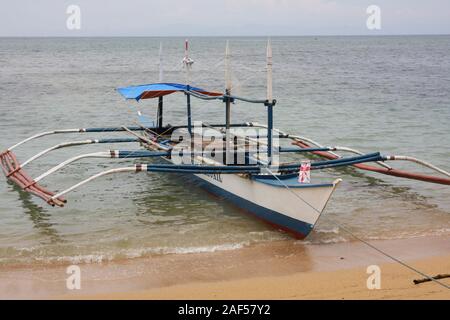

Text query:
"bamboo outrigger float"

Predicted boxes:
[[1, 40, 449, 238]]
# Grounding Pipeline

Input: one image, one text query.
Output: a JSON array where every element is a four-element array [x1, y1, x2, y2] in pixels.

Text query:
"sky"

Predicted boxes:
[[1, 0, 449, 36]]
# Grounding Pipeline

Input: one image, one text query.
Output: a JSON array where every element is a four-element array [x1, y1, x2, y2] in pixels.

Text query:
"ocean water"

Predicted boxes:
[[0, 36, 449, 266]]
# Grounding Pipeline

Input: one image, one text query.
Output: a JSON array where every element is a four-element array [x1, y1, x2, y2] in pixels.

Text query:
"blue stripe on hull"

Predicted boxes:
[[193, 175, 314, 239]]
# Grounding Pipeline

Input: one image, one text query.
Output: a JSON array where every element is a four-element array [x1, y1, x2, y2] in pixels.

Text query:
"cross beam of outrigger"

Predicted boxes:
[[1, 117, 449, 208], [1, 40, 449, 242]]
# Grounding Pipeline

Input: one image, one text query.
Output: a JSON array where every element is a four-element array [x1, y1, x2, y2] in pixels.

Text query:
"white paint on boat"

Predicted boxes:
[[194, 172, 341, 227]]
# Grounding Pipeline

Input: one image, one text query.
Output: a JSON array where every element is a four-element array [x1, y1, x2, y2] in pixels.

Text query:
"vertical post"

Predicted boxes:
[[225, 89, 231, 130], [225, 41, 232, 164], [158, 42, 164, 130], [159, 42, 164, 83], [182, 39, 194, 135], [266, 39, 274, 165], [225, 40, 232, 130], [267, 102, 273, 163], [157, 96, 163, 129], [186, 85, 192, 134]]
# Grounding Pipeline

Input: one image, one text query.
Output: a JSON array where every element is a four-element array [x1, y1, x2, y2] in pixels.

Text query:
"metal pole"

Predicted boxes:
[[157, 96, 163, 129], [186, 86, 192, 134], [225, 41, 232, 165], [267, 102, 273, 164], [225, 90, 232, 164], [266, 39, 274, 164], [182, 40, 194, 135], [158, 42, 164, 130], [225, 89, 231, 130]]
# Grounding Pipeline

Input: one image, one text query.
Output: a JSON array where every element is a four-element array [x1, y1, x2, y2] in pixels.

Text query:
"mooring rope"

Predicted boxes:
[[261, 167, 332, 225], [261, 167, 450, 290]]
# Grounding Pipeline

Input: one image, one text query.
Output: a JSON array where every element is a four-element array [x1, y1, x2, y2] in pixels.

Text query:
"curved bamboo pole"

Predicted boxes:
[[21, 140, 95, 168], [6, 129, 81, 152], [384, 155, 450, 178], [49, 165, 145, 205], [20, 138, 140, 168]]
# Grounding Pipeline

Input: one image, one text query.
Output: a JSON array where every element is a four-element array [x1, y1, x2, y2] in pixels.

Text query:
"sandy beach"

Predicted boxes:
[[0, 235, 449, 299], [88, 255, 450, 300]]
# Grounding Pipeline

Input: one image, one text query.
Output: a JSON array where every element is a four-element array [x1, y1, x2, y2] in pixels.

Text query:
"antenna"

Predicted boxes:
[[224, 41, 233, 164], [157, 42, 164, 128], [182, 39, 194, 134], [159, 42, 163, 82], [265, 39, 275, 165], [225, 40, 232, 92], [266, 38, 273, 102], [182, 39, 194, 84]]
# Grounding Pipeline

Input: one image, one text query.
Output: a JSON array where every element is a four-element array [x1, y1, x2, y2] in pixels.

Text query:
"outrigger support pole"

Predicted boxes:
[[47, 153, 385, 204], [2, 126, 160, 153], [32, 150, 170, 185], [20, 138, 140, 169]]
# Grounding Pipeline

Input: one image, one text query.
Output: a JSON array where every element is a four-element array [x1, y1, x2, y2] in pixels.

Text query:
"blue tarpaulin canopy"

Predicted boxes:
[[117, 83, 222, 101]]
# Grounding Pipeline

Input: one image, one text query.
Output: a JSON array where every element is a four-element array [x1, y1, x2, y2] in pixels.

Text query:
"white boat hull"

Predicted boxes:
[[193, 172, 341, 238]]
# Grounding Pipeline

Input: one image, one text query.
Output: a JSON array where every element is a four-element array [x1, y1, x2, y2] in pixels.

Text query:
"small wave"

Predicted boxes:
[[10, 242, 251, 265], [35, 254, 113, 264], [316, 227, 340, 235], [119, 242, 250, 259], [314, 236, 349, 244], [297, 235, 349, 245], [365, 227, 450, 241]]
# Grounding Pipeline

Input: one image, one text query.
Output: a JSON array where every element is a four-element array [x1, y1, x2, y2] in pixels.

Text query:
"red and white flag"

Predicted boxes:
[[298, 160, 311, 184]]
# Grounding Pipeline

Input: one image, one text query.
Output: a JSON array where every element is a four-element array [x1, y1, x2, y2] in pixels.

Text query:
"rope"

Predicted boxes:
[[186, 89, 268, 105], [261, 167, 450, 290], [261, 167, 328, 223]]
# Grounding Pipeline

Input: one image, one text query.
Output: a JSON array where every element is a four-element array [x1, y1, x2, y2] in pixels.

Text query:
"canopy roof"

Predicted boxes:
[[117, 83, 222, 101]]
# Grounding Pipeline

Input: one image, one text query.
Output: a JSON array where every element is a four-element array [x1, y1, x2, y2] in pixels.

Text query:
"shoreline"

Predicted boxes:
[[0, 235, 449, 299]]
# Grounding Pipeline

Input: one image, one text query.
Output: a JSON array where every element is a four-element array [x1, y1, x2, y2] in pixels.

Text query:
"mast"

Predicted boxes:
[[266, 39, 273, 102], [157, 42, 164, 129], [159, 42, 164, 83], [225, 41, 232, 95], [266, 39, 275, 164], [182, 39, 194, 134], [224, 41, 233, 164], [225, 40, 232, 130]]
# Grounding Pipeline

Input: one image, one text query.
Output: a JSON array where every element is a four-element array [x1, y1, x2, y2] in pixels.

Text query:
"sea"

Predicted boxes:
[[0, 36, 449, 266]]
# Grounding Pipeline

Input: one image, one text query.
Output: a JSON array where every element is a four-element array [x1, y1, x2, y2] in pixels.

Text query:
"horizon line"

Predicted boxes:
[[1, 33, 450, 38]]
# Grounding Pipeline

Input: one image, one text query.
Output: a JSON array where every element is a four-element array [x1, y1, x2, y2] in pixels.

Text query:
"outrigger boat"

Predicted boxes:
[[1, 40, 449, 239]]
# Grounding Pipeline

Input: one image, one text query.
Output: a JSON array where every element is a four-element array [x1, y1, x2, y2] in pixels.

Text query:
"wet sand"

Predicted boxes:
[[0, 235, 449, 299]]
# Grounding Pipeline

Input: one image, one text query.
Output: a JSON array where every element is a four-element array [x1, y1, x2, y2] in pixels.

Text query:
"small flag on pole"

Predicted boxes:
[[298, 160, 311, 183]]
